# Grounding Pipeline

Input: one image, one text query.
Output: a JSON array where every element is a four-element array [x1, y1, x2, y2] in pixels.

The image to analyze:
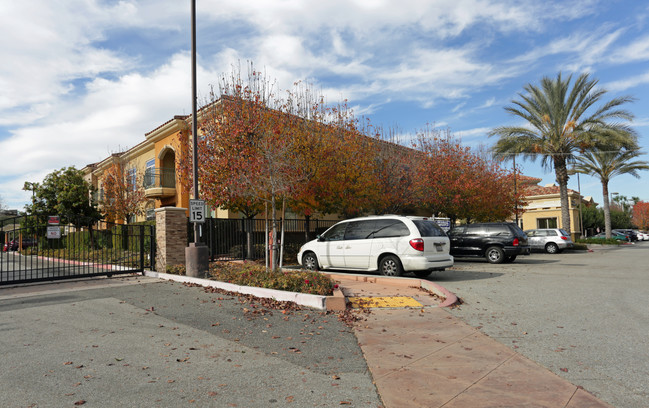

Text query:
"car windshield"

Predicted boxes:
[[412, 220, 446, 237]]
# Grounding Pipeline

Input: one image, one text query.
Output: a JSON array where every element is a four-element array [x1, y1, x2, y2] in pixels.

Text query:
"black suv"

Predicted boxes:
[[448, 222, 531, 264]]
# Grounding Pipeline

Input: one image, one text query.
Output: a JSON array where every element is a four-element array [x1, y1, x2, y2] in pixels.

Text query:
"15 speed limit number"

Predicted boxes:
[[189, 199, 206, 223]]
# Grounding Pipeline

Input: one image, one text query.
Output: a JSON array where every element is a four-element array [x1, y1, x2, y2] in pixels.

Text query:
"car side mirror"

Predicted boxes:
[[317, 235, 324, 242]]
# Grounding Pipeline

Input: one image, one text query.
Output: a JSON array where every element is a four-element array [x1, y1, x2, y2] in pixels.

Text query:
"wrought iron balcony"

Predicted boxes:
[[144, 167, 176, 198]]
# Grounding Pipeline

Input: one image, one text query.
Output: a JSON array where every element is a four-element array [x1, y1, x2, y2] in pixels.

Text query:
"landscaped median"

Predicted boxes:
[[143, 270, 345, 311], [144, 265, 457, 311]]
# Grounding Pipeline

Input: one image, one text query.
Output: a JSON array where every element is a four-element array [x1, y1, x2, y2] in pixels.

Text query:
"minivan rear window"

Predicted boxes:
[[412, 220, 446, 237], [372, 219, 410, 238]]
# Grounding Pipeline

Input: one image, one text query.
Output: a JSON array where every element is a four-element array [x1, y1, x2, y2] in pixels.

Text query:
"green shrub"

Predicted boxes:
[[576, 238, 622, 246], [209, 262, 335, 296]]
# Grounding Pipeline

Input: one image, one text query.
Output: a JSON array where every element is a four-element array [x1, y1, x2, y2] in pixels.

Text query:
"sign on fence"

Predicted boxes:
[[189, 199, 206, 223], [47, 226, 61, 239]]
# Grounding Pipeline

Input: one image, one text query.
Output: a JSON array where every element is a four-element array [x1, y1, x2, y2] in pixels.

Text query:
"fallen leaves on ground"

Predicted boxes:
[[184, 281, 370, 327]]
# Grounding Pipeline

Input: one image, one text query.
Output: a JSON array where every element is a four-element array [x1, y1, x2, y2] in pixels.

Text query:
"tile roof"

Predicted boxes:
[[524, 184, 579, 196]]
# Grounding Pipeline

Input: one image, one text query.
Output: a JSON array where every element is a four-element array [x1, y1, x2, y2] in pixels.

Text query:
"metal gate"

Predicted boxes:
[[193, 217, 338, 261], [0, 215, 156, 286]]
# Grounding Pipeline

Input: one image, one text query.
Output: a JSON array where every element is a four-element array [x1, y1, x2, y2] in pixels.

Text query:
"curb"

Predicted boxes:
[[144, 270, 330, 310], [324, 272, 459, 308]]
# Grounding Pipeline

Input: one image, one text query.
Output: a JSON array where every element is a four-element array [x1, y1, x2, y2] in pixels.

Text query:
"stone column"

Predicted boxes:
[[155, 207, 187, 272]]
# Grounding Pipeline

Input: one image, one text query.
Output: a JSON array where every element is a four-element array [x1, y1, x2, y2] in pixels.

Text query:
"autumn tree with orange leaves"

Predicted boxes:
[[178, 65, 378, 263], [632, 201, 649, 230], [367, 125, 423, 215], [100, 156, 147, 223], [179, 67, 327, 267], [414, 126, 523, 223]]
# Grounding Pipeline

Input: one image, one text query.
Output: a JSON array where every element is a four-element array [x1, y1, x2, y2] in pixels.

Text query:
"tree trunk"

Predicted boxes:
[[271, 196, 278, 271], [304, 215, 311, 243], [555, 158, 572, 234], [245, 217, 254, 260], [601, 180, 612, 239]]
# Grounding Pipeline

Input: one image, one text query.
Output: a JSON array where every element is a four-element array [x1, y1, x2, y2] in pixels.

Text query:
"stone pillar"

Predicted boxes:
[[155, 207, 188, 272]]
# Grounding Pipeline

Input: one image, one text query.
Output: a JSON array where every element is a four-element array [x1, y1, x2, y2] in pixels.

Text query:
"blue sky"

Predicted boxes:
[[2, 0, 649, 211]]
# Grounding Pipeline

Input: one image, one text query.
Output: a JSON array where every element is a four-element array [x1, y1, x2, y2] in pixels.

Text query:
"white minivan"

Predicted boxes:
[[297, 215, 454, 277]]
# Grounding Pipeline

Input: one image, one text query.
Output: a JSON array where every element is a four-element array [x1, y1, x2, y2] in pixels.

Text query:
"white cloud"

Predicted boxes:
[[606, 70, 649, 91], [0, 52, 218, 182], [510, 28, 625, 67], [610, 35, 649, 63], [455, 127, 492, 140], [0, 1, 141, 117], [3, 0, 649, 209]]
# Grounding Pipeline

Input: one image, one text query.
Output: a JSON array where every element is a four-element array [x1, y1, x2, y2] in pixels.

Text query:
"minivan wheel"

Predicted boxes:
[[485, 246, 505, 264], [302, 252, 319, 271], [545, 242, 559, 254], [379, 255, 403, 277]]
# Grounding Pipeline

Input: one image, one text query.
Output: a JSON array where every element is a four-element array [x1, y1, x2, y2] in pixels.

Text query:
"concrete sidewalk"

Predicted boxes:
[[330, 273, 614, 408]]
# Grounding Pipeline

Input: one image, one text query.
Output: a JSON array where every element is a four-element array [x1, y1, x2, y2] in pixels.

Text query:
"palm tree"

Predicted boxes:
[[490, 72, 637, 235], [571, 149, 649, 238]]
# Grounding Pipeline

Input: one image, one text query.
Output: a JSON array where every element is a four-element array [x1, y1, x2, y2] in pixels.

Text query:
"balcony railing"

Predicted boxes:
[[144, 167, 176, 198]]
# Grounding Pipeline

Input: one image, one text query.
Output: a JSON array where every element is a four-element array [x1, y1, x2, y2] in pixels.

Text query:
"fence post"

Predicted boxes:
[[154, 207, 188, 272], [139, 225, 145, 273], [240, 218, 246, 260], [121, 224, 128, 251], [149, 224, 156, 271]]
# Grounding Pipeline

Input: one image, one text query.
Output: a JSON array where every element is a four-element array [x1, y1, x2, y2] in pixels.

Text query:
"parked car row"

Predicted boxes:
[[297, 215, 646, 276], [298, 217, 536, 276], [591, 229, 649, 242]]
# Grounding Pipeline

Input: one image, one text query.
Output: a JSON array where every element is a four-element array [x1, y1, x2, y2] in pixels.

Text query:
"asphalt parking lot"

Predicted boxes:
[[0, 277, 382, 408], [436, 243, 649, 408]]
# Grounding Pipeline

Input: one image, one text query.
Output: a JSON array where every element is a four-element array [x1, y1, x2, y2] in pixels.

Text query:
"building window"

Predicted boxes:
[[145, 159, 155, 186], [128, 168, 137, 191], [537, 217, 557, 229]]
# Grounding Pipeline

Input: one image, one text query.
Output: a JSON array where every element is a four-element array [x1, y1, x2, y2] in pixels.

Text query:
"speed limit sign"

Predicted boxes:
[[189, 199, 206, 223]]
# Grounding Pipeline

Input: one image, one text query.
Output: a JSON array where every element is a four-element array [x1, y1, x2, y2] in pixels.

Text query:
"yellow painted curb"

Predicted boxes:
[[348, 296, 423, 309]]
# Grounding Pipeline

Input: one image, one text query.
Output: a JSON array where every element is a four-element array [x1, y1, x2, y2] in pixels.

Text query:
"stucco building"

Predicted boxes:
[[519, 177, 596, 239]]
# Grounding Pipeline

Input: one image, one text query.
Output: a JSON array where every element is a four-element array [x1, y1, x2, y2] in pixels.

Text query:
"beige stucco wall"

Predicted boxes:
[[521, 193, 585, 240]]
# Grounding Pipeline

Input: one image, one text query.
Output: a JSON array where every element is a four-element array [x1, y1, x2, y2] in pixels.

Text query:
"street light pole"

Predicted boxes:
[[513, 154, 518, 227], [185, 0, 209, 278], [191, 0, 199, 246]]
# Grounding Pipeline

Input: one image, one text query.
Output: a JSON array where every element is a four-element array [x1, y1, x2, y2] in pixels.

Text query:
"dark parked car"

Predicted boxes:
[[593, 231, 630, 241], [448, 222, 531, 264], [613, 229, 637, 242]]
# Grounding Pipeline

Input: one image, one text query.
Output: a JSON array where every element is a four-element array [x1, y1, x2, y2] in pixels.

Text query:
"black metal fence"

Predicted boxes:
[[1, 215, 156, 286], [190, 218, 338, 262]]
